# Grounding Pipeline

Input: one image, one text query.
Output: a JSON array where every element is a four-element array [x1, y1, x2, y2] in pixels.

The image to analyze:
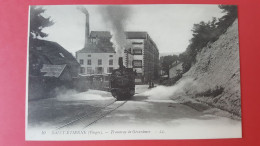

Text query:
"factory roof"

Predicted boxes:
[[77, 31, 157, 54], [90, 31, 112, 38], [125, 31, 148, 39], [89, 31, 149, 39], [77, 43, 116, 53]]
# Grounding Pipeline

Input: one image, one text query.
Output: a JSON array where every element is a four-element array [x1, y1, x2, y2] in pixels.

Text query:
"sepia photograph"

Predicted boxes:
[[26, 4, 241, 140]]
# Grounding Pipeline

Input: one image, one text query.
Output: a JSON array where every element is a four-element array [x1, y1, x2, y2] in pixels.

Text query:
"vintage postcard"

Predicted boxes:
[[26, 4, 241, 140]]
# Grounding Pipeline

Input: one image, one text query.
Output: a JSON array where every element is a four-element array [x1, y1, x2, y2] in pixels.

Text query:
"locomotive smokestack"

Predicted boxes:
[[118, 57, 124, 69]]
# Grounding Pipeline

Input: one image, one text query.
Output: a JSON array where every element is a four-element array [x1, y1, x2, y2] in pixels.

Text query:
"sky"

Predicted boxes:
[[39, 5, 225, 55]]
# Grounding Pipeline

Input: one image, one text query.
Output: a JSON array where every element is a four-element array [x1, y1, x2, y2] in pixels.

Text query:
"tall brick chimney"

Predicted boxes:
[[84, 11, 89, 47], [77, 6, 89, 48]]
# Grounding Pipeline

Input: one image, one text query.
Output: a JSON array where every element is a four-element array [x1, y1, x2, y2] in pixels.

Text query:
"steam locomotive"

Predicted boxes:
[[110, 57, 136, 100]]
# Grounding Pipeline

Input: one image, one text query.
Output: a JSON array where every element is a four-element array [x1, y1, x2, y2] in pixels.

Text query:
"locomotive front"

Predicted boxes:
[[110, 57, 135, 100]]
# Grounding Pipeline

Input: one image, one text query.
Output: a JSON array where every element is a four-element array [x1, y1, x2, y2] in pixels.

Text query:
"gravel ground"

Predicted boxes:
[[27, 90, 115, 129]]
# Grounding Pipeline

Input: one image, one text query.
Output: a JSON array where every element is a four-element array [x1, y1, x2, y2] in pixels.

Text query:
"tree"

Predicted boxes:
[[179, 5, 237, 74], [217, 5, 238, 34], [30, 6, 54, 38], [179, 51, 192, 73], [161, 55, 178, 78]]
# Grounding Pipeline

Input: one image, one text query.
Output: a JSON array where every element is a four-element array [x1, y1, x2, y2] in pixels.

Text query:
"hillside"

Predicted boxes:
[[175, 19, 241, 116]]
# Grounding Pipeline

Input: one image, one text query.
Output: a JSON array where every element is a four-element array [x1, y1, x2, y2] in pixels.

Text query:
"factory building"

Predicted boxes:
[[75, 9, 118, 75], [124, 32, 159, 83], [76, 8, 159, 83], [76, 31, 118, 75]]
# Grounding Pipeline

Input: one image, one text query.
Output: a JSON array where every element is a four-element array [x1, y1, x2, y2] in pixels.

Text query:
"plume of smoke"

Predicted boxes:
[[140, 78, 197, 100], [77, 6, 89, 15], [99, 6, 131, 56], [54, 87, 114, 101]]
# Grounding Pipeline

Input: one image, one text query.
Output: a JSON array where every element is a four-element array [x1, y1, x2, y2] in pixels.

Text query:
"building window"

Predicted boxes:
[[104, 76, 109, 81], [132, 42, 143, 45], [109, 55, 113, 57], [108, 67, 113, 73], [133, 48, 142, 55], [136, 73, 142, 77], [79, 59, 84, 65], [87, 59, 91, 65], [87, 67, 92, 74], [98, 59, 102, 65], [80, 67, 85, 73], [96, 67, 103, 74], [109, 59, 113, 65], [133, 60, 142, 68], [88, 54, 91, 57], [124, 48, 132, 54]]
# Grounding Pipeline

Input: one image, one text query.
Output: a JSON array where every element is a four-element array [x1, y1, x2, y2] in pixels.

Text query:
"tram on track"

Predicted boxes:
[[110, 57, 136, 100]]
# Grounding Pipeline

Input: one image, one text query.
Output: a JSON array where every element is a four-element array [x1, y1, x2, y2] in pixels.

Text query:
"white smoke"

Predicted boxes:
[[99, 5, 131, 56], [55, 87, 113, 101], [140, 78, 196, 100]]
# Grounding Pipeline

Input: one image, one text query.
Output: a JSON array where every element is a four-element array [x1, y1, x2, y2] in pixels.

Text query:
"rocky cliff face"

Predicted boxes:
[[177, 19, 241, 116]]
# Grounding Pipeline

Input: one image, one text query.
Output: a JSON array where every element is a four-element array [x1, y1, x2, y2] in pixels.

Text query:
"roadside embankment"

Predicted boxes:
[[173, 19, 241, 116]]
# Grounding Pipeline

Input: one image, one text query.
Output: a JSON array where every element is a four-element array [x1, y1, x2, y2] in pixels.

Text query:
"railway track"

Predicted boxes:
[[56, 100, 128, 130]]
